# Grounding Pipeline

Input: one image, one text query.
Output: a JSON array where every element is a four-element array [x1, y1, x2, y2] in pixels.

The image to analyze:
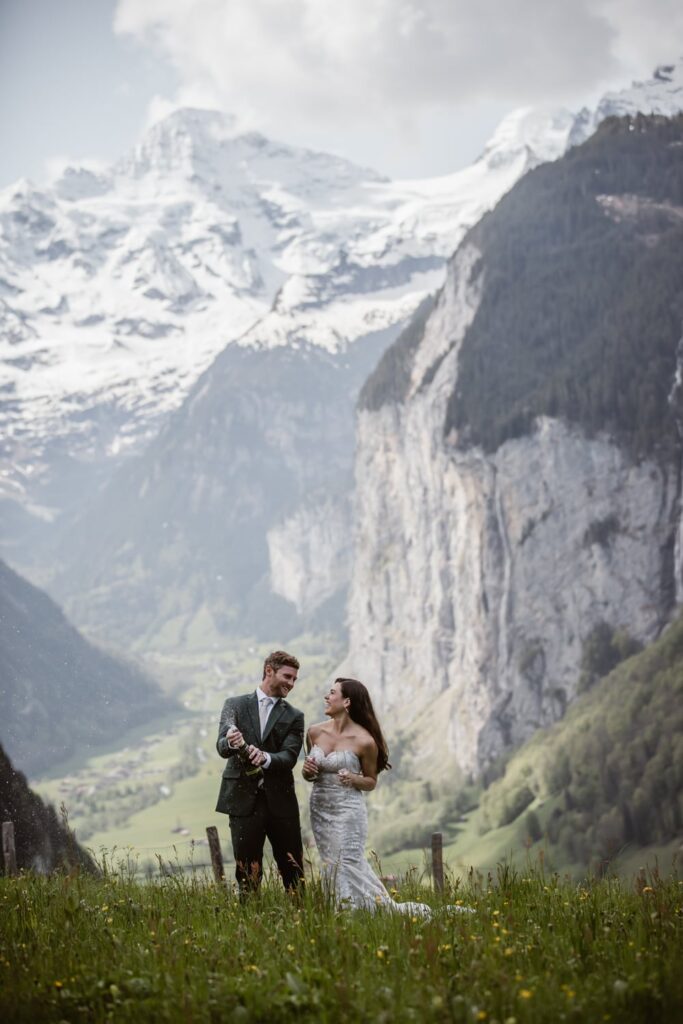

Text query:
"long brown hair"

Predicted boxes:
[[337, 678, 390, 773]]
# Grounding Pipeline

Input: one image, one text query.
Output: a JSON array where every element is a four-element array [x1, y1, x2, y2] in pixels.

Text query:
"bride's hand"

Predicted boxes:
[[338, 769, 355, 789], [302, 755, 319, 781]]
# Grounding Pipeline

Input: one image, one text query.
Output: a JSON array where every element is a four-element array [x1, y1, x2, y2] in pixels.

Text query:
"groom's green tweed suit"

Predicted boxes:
[[215, 692, 304, 889]]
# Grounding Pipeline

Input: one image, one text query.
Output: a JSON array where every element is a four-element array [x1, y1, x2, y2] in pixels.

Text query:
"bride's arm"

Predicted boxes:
[[302, 726, 321, 781], [340, 739, 378, 792]]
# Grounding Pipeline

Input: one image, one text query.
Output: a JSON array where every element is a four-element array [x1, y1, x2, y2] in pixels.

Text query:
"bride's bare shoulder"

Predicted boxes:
[[307, 721, 329, 740], [355, 725, 378, 752]]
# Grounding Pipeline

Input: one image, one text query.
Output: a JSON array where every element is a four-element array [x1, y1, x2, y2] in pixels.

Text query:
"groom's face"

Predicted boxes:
[[264, 664, 298, 698]]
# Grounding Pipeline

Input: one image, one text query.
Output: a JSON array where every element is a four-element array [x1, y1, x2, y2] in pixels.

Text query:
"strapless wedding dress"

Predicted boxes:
[[308, 744, 432, 916]]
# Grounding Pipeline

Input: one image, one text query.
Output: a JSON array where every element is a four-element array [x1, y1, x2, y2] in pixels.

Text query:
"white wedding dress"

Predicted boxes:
[[308, 744, 432, 916]]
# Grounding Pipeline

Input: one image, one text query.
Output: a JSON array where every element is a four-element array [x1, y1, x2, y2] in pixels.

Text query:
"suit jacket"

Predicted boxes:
[[215, 692, 304, 818]]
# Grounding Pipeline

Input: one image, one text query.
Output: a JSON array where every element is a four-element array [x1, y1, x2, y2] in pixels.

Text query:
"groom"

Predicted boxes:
[[215, 649, 305, 892]]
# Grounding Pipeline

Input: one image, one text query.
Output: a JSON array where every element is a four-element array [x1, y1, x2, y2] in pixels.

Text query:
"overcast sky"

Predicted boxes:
[[0, 0, 680, 188]]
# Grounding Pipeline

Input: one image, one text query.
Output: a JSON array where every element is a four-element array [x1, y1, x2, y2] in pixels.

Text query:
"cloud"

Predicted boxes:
[[113, 0, 682, 173]]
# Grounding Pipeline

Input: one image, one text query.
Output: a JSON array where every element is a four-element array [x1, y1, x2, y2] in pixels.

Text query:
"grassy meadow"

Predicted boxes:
[[1, 860, 682, 1023]]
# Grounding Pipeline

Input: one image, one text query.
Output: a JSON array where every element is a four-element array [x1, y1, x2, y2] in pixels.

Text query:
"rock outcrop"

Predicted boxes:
[[344, 115, 683, 778]]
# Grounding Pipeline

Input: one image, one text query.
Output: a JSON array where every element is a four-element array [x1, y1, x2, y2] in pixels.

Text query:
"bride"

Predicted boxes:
[[302, 676, 432, 916]]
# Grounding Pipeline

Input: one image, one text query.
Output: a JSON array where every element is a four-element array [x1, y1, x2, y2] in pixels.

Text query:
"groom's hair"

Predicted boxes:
[[263, 650, 300, 679]]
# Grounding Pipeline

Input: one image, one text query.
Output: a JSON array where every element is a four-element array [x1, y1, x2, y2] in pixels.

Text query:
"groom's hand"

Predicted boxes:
[[246, 745, 267, 766], [227, 727, 244, 748]]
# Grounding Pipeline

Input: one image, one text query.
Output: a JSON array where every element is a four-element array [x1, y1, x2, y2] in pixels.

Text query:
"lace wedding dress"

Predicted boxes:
[[308, 744, 432, 916]]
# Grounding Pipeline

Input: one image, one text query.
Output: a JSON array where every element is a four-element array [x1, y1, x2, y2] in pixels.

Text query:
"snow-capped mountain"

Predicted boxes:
[[2, 58, 682, 646], [0, 105, 569, 507], [569, 60, 683, 146]]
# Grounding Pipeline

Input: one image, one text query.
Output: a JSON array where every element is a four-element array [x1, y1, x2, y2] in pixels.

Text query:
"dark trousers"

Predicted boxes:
[[229, 790, 304, 892]]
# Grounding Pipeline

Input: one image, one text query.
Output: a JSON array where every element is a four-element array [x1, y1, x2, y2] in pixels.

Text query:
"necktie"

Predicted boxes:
[[259, 696, 274, 735]]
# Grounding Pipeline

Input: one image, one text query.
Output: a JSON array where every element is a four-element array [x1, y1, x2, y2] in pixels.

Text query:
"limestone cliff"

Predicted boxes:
[[344, 116, 683, 778]]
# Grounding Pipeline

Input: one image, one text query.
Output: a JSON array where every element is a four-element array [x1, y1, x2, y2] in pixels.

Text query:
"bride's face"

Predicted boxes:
[[323, 681, 348, 716]]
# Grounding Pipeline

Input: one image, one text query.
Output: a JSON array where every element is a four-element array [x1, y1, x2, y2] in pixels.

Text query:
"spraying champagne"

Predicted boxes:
[[227, 724, 264, 778]]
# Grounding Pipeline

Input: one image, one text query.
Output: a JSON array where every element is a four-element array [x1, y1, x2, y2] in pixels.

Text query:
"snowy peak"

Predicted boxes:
[[3, 59, 683, 495], [569, 55, 683, 147], [113, 107, 385, 200], [478, 106, 574, 170]]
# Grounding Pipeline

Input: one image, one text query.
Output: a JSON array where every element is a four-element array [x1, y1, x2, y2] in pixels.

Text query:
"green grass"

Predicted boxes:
[[1, 861, 681, 1023]]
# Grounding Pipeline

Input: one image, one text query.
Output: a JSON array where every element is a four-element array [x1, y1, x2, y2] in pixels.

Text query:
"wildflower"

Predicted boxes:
[[438, 944, 452, 952], [376, 949, 385, 959], [504, 947, 514, 957], [107, 917, 114, 924], [54, 980, 63, 989], [287, 944, 295, 953], [641, 886, 654, 894], [431, 995, 444, 1009], [518, 989, 533, 1000], [477, 1011, 487, 1020]]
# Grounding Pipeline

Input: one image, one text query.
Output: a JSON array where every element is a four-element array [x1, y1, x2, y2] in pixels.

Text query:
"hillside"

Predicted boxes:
[[379, 612, 683, 877], [0, 558, 175, 775], [473, 610, 683, 871], [0, 743, 95, 873], [444, 113, 683, 461]]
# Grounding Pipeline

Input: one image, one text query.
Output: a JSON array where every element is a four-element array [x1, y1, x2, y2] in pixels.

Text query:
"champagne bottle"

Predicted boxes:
[[227, 726, 263, 777]]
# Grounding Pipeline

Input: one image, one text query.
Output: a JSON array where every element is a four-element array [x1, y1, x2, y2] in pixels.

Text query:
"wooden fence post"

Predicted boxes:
[[2, 822, 18, 877], [206, 826, 225, 883], [431, 831, 444, 893]]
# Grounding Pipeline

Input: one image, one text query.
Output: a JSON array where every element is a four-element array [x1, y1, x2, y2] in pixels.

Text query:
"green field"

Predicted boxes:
[[1, 862, 682, 1023]]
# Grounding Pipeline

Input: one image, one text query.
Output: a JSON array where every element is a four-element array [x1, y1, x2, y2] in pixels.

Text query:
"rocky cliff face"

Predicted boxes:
[[344, 116, 683, 778]]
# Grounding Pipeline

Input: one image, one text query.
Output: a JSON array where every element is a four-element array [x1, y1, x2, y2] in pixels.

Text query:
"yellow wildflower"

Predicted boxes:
[[518, 989, 533, 1000], [53, 980, 63, 989]]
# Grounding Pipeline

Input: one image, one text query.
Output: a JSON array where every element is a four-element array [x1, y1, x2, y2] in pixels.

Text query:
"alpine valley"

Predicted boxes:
[[1, 60, 683, 872]]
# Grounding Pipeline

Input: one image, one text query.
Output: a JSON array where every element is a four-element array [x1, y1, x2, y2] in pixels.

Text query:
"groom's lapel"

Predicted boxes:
[[245, 693, 260, 741], [261, 699, 288, 744]]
